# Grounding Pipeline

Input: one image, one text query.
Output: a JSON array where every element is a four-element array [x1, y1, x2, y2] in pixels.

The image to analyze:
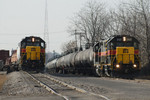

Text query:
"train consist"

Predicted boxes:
[[46, 35, 141, 77], [0, 36, 46, 72]]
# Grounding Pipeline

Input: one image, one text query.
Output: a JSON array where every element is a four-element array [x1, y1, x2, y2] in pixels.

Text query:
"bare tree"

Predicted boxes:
[[135, 0, 150, 64], [61, 40, 77, 53], [69, 1, 110, 46]]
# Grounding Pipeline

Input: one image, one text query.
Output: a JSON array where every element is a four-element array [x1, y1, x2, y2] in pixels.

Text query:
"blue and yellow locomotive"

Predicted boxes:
[[19, 36, 45, 72], [94, 35, 141, 76]]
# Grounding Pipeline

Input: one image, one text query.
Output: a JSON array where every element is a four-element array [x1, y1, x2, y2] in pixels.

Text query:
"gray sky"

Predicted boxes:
[[0, 0, 122, 53]]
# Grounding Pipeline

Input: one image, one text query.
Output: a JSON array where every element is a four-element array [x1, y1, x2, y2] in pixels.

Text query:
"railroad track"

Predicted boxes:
[[24, 71, 110, 100]]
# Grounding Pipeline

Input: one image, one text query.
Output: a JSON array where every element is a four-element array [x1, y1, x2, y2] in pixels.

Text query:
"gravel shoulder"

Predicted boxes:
[[1, 71, 49, 96], [0, 71, 63, 100]]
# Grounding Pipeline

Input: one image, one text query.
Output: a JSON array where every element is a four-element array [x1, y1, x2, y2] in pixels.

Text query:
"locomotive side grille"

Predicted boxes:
[[116, 47, 134, 64]]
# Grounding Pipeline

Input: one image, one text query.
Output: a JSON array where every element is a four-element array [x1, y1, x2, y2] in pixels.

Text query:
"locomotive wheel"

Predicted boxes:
[[109, 70, 115, 78], [95, 66, 103, 77]]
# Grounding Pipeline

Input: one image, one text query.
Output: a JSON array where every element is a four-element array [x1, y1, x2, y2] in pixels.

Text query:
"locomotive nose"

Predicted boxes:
[[116, 47, 134, 64], [26, 46, 41, 60]]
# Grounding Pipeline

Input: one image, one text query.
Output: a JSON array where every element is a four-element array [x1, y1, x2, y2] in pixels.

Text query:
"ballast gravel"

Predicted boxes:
[[0, 71, 50, 96]]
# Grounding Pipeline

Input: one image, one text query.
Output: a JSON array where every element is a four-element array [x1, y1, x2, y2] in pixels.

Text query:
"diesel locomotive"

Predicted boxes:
[[18, 36, 46, 72], [46, 35, 141, 77]]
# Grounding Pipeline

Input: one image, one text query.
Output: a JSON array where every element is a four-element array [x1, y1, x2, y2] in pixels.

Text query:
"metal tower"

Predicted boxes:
[[44, 0, 50, 52]]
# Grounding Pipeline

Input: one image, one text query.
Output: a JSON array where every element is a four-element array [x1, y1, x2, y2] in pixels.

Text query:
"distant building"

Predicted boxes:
[[0, 50, 9, 63], [11, 50, 17, 63]]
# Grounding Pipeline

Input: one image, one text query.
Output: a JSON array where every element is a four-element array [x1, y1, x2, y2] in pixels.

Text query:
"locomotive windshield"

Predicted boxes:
[[110, 42, 139, 49], [21, 37, 45, 48], [27, 42, 40, 46]]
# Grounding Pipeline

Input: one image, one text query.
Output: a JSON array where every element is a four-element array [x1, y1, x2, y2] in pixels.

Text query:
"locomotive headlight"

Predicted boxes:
[[133, 64, 137, 68], [116, 64, 120, 68], [123, 36, 126, 41], [32, 38, 35, 42]]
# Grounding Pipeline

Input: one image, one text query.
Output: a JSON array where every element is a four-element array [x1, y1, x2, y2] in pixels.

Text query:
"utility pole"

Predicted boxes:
[[74, 30, 77, 48], [74, 30, 85, 51], [44, 0, 50, 52]]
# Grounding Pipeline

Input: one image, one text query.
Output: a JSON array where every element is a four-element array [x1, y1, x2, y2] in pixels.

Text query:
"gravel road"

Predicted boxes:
[[47, 73, 150, 100]]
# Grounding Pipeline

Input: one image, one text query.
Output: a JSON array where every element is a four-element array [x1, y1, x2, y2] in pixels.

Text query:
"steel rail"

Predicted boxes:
[[44, 74, 110, 100], [25, 71, 69, 100]]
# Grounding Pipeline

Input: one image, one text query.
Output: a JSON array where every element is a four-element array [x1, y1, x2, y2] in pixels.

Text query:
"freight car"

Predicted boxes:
[[46, 35, 141, 77]]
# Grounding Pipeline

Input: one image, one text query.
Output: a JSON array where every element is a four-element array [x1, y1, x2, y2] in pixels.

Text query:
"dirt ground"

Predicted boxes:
[[0, 75, 7, 90]]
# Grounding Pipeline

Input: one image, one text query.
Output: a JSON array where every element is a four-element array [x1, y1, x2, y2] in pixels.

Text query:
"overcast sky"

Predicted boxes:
[[0, 0, 123, 53]]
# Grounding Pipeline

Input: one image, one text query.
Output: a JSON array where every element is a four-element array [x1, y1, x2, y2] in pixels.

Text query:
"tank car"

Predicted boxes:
[[46, 59, 57, 73]]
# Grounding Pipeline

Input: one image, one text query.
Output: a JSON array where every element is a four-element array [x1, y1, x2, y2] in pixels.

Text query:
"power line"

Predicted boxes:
[[0, 30, 67, 35]]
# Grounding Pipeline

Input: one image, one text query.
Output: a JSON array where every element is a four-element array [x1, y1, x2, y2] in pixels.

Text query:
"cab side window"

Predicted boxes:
[[134, 42, 138, 49], [41, 42, 45, 48], [21, 42, 26, 48]]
